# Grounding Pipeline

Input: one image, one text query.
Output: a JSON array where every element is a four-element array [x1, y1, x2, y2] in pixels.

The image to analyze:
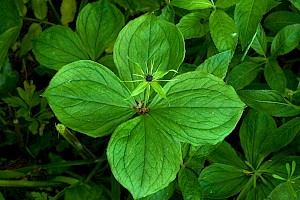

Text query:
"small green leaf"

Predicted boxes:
[[131, 82, 148, 97], [176, 12, 209, 39], [151, 82, 166, 99], [239, 109, 276, 167], [150, 71, 245, 146], [20, 23, 42, 57], [2, 96, 27, 108], [32, 0, 48, 19], [226, 62, 262, 90], [44, 60, 136, 137], [198, 163, 248, 199], [178, 168, 202, 200], [171, 0, 213, 10], [60, 0, 77, 26], [271, 24, 300, 57], [14, 0, 27, 17], [209, 10, 238, 52], [32, 25, 89, 70], [215, 0, 238, 8], [107, 115, 182, 199], [234, 0, 267, 49], [264, 11, 300, 33], [238, 90, 300, 117], [76, 0, 124, 60], [196, 50, 232, 79], [251, 24, 267, 56], [264, 61, 286, 94]]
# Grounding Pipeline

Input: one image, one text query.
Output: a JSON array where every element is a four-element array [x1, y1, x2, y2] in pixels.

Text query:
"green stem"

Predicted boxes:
[[22, 17, 56, 26], [47, 0, 62, 25], [84, 162, 102, 183], [144, 84, 151, 108], [0, 180, 63, 187]]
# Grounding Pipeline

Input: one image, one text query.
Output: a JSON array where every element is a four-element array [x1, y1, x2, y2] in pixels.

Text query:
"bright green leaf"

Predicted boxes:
[[209, 10, 238, 52], [151, 82, 166, 99], [234, 0, 267, 49], [107, 115, 182, 199], [131, 82, 148, 97], [271, 24, 300, 57], [32, 25, 89, 70], [44, 60, 136, 137], [150, 71, 245, 146], [238, 90, 300, 117], [264, 11, 300, 33], [32, 0, 48, 19], [226, 62, 262, 90], [158, 5, 175, 23], [178, 168, 202, 200], [60, 0, 77, 26], [114, 14, 185, 91], [170, 0, 213, 10], [196, 50, 232, 79], [264, 61, 286, 94], [198, 163, 248, 199], [239, 109, 276, 167], [140, 182, 175, 200], [251, 24, 267, 56], [176, 12, 209, 39], [289, 0, 300, 11], [215, 0, 238, 8], [76, 0, 124, 60]]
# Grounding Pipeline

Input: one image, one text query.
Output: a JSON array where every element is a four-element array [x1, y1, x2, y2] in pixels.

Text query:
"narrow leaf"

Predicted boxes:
[[32, 0, 48, 19], [151, 82, 166, 99], [238, 90, 300, 117], [234, 0, 267, 49], [60, 0, 77, 26], [76, 0, 124, 60], [150, 71, 245, 146], [131, 82, 148, 97], [209, 10, 238, 52], [107, 115, 182, 199], [226, 62, 262, 90], [264, 61, 286, 94], [196, 50, 232, 79], [170, 0, 213, 10], [271, 24, 300, 57], [251, 24, 267, 56], [44, 60, 136, 137], [264, 11, 300, 33], [178, 168, 202, 200], [32, 25, 89, 70]]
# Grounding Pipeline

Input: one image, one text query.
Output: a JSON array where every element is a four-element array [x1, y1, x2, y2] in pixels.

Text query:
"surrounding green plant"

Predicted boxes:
[[0, 0, 300, 199]]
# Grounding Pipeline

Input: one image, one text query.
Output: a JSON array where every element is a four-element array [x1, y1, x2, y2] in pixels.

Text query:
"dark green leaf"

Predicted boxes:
[[176, 12, 209, 39], [20, 23, 42, 57], [238, 90, 300, 117], [234, 0, 267, 49], [65, 184, 106, 200], [2, 96, 27, 108], [240, 109, 276, 167], [289, 0, 300, 11], [140, 181, 175, 200], [14, 0, 27, 17], [76, 0, 124, 60], [150, 71, 245, 146], [226, 62, 262, 90], [264, 61, 286, 94], [265, 181, 299, 200], [170, 0, 213, 10], [196, 50, 232, 79], [271, 24, 300, 57], [107, 116, 181, 199], [0, 58, 19, 96], [32, 25, 89, 70], [114, 14, 185, 91], [198, 163, 248, 199], [264, 11, 300, 33], [32, 0, 48, 19], [44, 60, 136, 137], [215, 0, 238, 8], [178, 168, 202, 200], [209, 10, 238, 52], [251, 24, 267, 56]]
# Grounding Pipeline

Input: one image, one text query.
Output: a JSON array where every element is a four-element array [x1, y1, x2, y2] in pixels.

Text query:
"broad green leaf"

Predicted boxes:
[[76, 0, 124, 60], [32, 0, 47, 19], [20, 23, 42, 57], [114, 14, 185, 91], [251, 24, 267, 56], [226, 62, 262, 90], [262, 117, 300, 156], [107, 115, 181, 199], [289, 0, 300, 11], [208, 141, 248, 169], [271, 24, 300, 57], [238, 90, 300, 117], [176, 12, 209, 39], [198, 163, 248, 199], [158, 5, 175, 23], [178, 168, 202, 200], [140, 182, 175, 200], [150, 71, 245, 146], [43, 60, 136, 137], [264, 11, 300, 33], [239, 109, 276, 167], [209, 10, 238, 52], [196, 50, 232, 79], [32, 25, 89, 70], [60, 0, 77, 26], [234, 0, 267, 49], [246, 179, 276, 200], [265, 181, 300, 200], [0, 58, 19, 96], [215, 0, 238, 8], [264, 61, 286, 94], [170, 0, 213, 10]]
